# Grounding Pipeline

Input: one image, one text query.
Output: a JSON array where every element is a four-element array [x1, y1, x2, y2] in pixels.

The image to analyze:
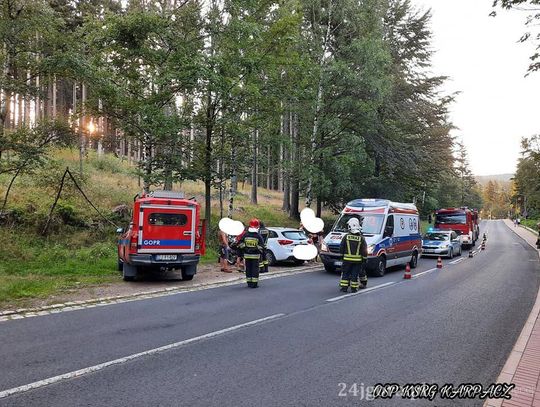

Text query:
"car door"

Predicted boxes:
[[451, 231, 459, 252]]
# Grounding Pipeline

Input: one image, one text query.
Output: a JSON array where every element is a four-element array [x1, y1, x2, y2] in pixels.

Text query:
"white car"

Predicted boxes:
[[266, 227, 310, 265]]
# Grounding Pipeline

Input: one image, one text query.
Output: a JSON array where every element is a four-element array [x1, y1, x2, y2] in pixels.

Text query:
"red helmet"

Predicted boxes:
[[249, 218, 260, 229]]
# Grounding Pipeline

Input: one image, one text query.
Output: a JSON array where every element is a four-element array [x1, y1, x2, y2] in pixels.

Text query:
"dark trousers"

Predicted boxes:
[[245, 258, 260, 287], [340, 261, 367, 289], [259, 250, 268, 273]]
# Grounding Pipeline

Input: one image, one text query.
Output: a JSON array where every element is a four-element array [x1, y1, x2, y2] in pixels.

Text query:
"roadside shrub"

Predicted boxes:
[[56, 201, 86, 227], [90, 155, 123, 174]]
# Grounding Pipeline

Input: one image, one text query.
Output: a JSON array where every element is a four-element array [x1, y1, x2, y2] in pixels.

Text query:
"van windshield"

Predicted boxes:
[[333, 214, 384, 235]]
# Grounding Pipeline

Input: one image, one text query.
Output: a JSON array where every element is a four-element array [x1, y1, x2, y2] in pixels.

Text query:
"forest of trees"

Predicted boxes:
[[491, 0, 540, 220], [1, 0, 482, 226]]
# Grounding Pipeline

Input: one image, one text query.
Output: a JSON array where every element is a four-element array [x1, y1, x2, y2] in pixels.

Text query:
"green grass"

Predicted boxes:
[[0, 228, 119, 306], [521, 218, 539, 231]]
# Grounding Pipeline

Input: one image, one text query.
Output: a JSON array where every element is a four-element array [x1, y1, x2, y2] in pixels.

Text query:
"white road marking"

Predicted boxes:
[[412, 268, 438, 279], [326, 282, 396, 302], [449, 258, 465, 265], [0, 313, 285, 399]]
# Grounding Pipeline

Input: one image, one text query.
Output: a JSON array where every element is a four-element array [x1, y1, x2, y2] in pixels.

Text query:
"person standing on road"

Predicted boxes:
[[237, 219, 265, 288], [259, 221, 270, 273], [218, 229, 232, 273], [339, 217, 368, 293]]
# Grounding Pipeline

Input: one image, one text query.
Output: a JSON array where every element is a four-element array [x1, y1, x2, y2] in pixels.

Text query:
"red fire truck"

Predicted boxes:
[[117, 191, 206, 281], [434, 207, 479, 249]]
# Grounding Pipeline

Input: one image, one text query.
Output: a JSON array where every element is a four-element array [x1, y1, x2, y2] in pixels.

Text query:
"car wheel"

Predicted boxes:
[[410, 251, 419, 269], [324, 263, 336, 273], [448, 248, 453, 259], [372, 256, 386, 277], [458, 246, 462, 256], [266, 250, 277, 266], [117, 258, 123, 272]]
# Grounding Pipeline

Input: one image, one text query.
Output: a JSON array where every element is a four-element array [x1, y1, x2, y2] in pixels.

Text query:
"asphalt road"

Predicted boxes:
[[0, 220, 538, 406]]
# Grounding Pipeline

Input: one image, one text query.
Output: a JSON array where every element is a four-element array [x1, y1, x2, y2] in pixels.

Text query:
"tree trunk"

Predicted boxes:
[[228, 140, 237, 218], [281, 111, 290, 212], [204, 94, 213, 225], [251, 127, 258, 205], [306, 0, 333, 208], [289, 112, 299, 220], [316, 198, 322, 218], [266, 145, 271, 189], [143, 134, 152, 193]]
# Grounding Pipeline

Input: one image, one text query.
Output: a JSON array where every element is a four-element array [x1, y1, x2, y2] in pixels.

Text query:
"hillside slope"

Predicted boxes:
[[0, 150, 303, 307]]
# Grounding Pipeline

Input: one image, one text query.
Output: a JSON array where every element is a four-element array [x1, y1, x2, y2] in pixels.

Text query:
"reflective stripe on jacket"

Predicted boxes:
[[340, 233, 367, 262]]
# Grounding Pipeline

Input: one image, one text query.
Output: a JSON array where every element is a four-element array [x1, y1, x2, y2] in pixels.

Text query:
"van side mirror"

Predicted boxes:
[[116, 227, 124, 234]]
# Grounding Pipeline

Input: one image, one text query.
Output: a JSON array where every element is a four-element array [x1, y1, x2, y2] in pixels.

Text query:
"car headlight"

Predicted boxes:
[[368, 244, 375, 255], [321, 241, 328, 252]]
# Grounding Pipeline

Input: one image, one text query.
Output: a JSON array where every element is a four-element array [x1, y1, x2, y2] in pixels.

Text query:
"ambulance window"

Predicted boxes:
[[148, 213, 188, 226], [384, 216, 394, 236]]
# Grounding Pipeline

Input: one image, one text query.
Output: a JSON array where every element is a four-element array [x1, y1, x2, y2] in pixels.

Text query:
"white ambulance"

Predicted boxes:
[[320, 199, 422, 277]]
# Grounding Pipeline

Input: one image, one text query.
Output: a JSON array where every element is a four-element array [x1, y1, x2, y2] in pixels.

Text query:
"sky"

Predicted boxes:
[[414, 0, 540, 176]]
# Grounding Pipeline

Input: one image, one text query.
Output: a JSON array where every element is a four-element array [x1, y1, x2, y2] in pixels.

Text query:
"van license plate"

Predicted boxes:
[[156, 255, 177, 261]]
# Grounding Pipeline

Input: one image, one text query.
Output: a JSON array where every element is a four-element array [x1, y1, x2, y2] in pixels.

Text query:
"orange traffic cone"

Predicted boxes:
[[481, 240, 486, 250], [468, 250, 474, 258], [437, 257, 443, 269], [404, 263, 412, 279]]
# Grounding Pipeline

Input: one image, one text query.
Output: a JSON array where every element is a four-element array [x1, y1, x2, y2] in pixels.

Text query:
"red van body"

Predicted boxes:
[[117, 191, 206, 281], [434, 207, 478, 248]]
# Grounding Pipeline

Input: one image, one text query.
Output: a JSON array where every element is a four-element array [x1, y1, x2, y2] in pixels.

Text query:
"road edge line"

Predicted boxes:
[[0, 313, 285, 400]]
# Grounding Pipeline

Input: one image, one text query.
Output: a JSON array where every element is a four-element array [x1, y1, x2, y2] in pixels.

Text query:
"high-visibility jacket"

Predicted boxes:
[[259, 227, 269, 247], [237, 231, 264, 260], [339, 232, 368, 262]]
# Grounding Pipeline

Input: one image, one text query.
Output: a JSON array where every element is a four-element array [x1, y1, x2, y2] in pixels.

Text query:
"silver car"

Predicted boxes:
[[421, 230, 462, 259]]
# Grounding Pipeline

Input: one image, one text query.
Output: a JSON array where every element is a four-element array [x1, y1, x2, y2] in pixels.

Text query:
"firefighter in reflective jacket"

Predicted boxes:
[[237, 218, 265, 288], [259, 221, 270, 273], [339, 217, 368, 293]]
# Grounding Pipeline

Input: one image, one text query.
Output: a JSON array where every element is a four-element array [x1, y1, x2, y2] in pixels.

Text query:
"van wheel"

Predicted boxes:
[[410, 251, 418, 269], [122, 270, 135, 282], [181, 266, 195, 281], [122, 263, 137, 281], [117, 258, 123, 272], [372, 256, 386, 277]]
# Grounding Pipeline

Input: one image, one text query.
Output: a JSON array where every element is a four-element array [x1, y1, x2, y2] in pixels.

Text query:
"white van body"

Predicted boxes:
[[320, 199, 422, 277]]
